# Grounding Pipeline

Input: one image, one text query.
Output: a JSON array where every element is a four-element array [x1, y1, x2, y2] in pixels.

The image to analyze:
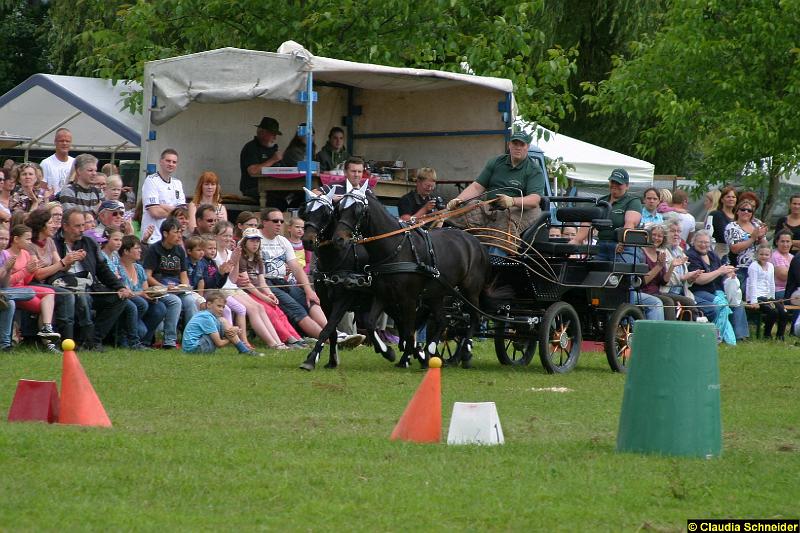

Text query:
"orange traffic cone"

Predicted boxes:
[[58, 349, 112, 427], [390, 367, 441, 443], [7, 380, 60, 423]]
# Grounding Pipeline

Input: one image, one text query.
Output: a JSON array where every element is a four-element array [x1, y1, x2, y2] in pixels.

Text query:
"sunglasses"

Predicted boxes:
[[738, 208, 753, 213], [268, 219, 284, 223], [110, 211, 124, 216]]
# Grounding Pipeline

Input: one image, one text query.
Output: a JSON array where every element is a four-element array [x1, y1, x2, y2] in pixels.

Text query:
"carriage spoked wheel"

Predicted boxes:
[[493, 322, 536, 366], [436, 327, 462, 364], [604, 303, 645, 373], [538, 302, 581, 374]]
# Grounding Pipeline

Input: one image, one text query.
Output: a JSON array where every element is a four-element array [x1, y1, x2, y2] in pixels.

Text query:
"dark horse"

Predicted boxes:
[[298, 187, 397, 371], [333, 181, 490, 368]]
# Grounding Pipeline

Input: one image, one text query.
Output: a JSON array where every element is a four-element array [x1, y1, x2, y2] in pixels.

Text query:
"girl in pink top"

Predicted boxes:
[[2, 224, 61, 348], [771, 229, 794, 297]]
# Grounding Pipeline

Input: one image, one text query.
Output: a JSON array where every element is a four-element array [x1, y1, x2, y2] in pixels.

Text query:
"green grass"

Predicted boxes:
[[0, 339, 798, 531]]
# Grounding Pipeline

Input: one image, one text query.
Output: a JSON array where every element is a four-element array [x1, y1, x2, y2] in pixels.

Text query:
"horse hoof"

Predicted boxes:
[[443, 357, 460, 368], [460, 358, 474, 369], [419, 360, 429, 369], [324, 362, 338, 369], [382, 348, 397, 363], [395, 359, 411, 369], [299, 362, 315, 371]]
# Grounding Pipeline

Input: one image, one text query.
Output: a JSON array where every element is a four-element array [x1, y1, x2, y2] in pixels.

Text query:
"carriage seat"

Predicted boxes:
[[519, 205, 607, 256], [584, 261, 649, 275]]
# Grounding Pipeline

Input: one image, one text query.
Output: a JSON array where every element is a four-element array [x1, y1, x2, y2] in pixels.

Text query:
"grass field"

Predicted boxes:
[[0, 338, 798, 531]]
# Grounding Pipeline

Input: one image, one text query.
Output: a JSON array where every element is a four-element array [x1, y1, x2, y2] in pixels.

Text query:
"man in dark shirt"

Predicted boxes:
[[398, 168, 442, 223], [445, 130, 546, 253], [143, 217, 197, 349], [239, 116, 284, 200], [54, 208, 133, 351]]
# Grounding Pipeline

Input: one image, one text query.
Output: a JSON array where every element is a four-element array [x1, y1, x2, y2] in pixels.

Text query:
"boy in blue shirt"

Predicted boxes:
[[182, 291, 261, 356]]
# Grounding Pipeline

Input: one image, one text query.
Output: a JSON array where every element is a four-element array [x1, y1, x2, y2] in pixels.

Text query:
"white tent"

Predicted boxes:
[[142, 42, 515, 195], [531, 126, 654, 185], [0, 74, 142, 156]]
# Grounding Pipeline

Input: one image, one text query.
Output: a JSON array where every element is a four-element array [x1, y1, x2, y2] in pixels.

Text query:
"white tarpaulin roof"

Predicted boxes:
[[532, 126, 654, 184], [0, 74, 142, 152], [146, 41, 514, 126]]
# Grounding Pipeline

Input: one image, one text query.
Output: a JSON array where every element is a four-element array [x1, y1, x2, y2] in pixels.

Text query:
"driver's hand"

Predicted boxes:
[[496, 194, 515, 209], [446, 198, 462, 210]]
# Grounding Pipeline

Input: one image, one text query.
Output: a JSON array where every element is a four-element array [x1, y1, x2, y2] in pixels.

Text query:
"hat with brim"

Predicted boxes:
[[509, 131, 533, 144], [238, 227, 263, 246], [98, 200, 125, 213], [608, 168, 630, 185], [255, 116, 282, 134]]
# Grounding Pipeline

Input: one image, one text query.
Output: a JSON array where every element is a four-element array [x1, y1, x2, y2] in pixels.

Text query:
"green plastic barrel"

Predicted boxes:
[[616, 320, 722, 458]]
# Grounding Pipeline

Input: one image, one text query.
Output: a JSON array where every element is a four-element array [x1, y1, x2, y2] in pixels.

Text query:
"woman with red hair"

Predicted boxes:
[[188, 171, 228, 233]]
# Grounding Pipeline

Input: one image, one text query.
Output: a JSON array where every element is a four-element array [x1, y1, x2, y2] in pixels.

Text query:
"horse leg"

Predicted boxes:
[[324, 327, 340, 369], [456, 294, 481, 369], [423, 305, 445, 368], [300, 292, 344, 371], [362, 299, 396, 362]]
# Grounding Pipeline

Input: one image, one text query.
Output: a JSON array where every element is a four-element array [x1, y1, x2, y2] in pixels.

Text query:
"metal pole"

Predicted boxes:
[[305, 72, 314, 191]]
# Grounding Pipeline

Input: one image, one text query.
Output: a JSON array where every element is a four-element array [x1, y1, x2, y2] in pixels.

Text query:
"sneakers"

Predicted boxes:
[[244, 349, 266, 357], [80, 342, 106, 353], [129, 344, 154, 351], [37, 324, 61, 342], [336, 331, 366, 349], [44, 341, 61, 354], [286, 338, 309, 349]]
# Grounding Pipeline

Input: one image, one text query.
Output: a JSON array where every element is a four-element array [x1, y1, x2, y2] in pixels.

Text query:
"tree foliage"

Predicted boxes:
[[584, 0, 800, 216], [43, 0, 577, 128], [0, 0, 49, 96]]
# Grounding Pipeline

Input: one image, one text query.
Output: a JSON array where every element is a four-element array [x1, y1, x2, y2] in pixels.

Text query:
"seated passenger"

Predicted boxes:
[[398, 168, 442, 223], [568, 169, 642, 263]]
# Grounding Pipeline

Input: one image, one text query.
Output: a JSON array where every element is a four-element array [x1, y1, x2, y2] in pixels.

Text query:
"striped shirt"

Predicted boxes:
[[59, 182, 102, 212]]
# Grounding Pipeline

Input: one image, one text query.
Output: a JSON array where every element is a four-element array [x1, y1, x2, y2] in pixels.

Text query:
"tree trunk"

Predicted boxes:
[[762, 165, 782, 223]]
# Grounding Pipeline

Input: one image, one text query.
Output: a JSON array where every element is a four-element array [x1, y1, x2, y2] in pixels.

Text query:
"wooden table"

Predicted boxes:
[[258, 173, 414, 207]]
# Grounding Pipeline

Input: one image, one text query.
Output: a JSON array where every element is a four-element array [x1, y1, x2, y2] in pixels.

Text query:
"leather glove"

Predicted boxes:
[[446, 198, 462, 210], [496, 194, 515, 209]]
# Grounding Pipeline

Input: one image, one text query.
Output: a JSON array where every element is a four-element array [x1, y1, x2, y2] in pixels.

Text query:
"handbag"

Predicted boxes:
[[723, 275, 742, 307]]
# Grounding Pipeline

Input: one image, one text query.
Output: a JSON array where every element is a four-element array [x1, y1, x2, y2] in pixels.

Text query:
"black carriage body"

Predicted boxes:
[[441, 196, 651, 373]]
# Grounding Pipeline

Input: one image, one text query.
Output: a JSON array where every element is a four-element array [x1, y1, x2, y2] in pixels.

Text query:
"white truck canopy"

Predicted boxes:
[[141, 42, 516, 195]]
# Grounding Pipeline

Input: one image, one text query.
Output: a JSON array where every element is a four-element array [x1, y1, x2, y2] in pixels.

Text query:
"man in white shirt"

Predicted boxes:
[[668, 189, 696, 243], [141, 148, 186, 244], [40, 128, 75, 194], [259, 207, 364, 347]]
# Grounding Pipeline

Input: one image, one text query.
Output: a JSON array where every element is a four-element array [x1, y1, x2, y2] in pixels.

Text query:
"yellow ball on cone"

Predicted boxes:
[[61, 339, 76, 351], [429, 357, 442, 368]]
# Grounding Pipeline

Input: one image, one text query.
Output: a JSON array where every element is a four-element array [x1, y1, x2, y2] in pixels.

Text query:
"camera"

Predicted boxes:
[[433, 196, 446, 211]]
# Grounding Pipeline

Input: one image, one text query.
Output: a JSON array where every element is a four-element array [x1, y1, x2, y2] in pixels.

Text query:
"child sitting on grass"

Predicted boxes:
[[182, 290, 261, 356]]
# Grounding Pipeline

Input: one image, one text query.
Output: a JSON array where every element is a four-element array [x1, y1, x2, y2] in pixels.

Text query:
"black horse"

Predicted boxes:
[[298, 188, 396, 371], [333, 181, 490, 368]]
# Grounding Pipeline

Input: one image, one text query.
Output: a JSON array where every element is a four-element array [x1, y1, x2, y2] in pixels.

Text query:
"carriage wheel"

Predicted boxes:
[[538, 302, 582, 374], [604, 303, 645, 373], [436, 328, 462, 363], [493, 323, 536, 366]]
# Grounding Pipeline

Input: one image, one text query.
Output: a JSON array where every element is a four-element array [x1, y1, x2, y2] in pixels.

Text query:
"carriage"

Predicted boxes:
[[436, 196, 651, 373], [303, 185, 652, 373]]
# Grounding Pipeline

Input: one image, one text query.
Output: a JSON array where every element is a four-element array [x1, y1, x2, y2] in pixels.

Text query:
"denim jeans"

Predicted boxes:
[[161, 293, 197, 346], [128, 295, 167, 345], [0, 288, 35, 349], [630, 291, 665, 321]]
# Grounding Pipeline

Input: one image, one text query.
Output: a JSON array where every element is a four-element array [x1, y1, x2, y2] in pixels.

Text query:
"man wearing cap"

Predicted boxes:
[[239, 116, 284, 200], [568, 168, 643, 262], [445, 130, 546, 252], [94, 200, 133, 239]]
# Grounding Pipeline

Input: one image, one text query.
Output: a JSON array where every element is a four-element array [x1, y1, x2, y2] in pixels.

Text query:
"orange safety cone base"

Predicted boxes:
[[390, 368, 441, 443], [59, 350, 112, 428], [7, 380, 60, 423]]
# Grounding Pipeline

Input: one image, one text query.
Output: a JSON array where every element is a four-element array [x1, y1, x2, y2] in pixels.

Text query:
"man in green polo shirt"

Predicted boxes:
[[569, 168, 643, 262], [445, 130, 546, 253]]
